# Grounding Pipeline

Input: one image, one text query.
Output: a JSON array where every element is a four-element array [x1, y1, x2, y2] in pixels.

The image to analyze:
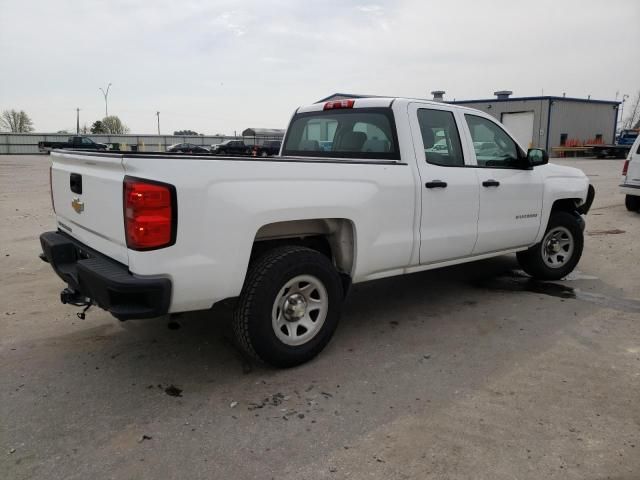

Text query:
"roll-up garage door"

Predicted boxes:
[[501, 111, 535, 148]]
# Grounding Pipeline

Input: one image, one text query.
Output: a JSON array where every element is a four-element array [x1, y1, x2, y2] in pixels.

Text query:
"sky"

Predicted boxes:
[[1, 0, 639, 135]]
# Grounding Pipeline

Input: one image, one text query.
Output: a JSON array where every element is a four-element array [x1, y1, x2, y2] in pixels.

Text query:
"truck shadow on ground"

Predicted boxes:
[[36, 253, 605, 390], [6, 252, 613, 478]]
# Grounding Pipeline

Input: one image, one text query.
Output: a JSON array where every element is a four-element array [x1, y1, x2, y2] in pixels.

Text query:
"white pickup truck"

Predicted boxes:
[[41, 97, 595, 367]]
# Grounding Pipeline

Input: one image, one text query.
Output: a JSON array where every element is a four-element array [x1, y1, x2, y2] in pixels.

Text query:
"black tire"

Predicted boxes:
[[625, 194, 640, 212], [233, 246, 343, 368], [516, 211, 584, 281]]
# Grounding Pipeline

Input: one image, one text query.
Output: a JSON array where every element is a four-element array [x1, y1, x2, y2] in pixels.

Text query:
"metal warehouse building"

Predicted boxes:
[[319, 91, 620, 154], [450, 91, 620, 152]]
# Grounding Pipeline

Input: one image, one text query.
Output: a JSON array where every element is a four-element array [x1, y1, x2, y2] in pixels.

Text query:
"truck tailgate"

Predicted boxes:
[[51, 151, 128, 264]]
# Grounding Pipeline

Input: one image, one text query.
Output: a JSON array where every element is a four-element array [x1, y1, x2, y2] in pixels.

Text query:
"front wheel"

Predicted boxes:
[[516, 211, 584, 280], [625, 194, 640, 212], [233, 246, 343, 368]]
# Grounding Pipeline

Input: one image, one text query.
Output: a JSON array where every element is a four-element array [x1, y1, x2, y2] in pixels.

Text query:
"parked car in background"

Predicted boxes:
[[41, 97, 595, 368], [426, 140, 447, 153], [621, 134, 640, 212], [252, 140, 281, 157], [318, 141, 333, 152], [167, 143, 210, 154], [38, 136, 108, 153], [211, 140, 250, 155], [473, 141, 502, 162]]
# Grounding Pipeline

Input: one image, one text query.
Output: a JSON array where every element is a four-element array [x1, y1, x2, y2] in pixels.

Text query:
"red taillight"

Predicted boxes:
[[622, 159, 630, 177], [324, 99, 355, 110], [124, 177, 176, 250]]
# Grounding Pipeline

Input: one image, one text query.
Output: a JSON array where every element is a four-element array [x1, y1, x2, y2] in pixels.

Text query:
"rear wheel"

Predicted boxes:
[[626, 194, 640, 212], [233, 246, 343, 368], [517, 211, 584, 280]]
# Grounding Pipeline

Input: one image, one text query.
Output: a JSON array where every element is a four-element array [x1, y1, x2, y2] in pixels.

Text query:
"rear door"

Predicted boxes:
[[408, 103, 480, 264], [51, 151, 128, 264], [462, 114, 543, 254]]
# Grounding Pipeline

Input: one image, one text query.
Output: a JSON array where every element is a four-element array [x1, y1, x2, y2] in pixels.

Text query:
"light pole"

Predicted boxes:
[[76, 108, 80, 134], [156, 111, 161, 135], [99, 83, 112, 118], [620, 94, 629, 129]]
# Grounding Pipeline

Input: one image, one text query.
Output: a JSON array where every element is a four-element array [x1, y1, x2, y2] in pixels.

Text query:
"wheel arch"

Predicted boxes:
[[251, 218, 356, 280]]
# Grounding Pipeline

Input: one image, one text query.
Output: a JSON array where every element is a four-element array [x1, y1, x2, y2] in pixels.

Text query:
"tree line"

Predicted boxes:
[[0, 109, 130, 134]]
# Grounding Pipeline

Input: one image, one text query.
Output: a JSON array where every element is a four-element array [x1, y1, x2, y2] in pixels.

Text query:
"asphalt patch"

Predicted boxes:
[[476, 275, 640, 313]]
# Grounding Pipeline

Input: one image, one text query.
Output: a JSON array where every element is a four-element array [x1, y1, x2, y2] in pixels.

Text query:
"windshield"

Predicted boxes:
[[282, 108, 400, 160]]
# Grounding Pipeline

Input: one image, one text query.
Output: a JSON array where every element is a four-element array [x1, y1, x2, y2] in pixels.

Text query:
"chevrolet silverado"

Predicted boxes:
[[40, 97, 595, 367]]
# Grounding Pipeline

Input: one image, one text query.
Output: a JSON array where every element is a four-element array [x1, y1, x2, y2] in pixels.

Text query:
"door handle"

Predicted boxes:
[[425, 180, 448, 189], [482, 179, 500, 187]]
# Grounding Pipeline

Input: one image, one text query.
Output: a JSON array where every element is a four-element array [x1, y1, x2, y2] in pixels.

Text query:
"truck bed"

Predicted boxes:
[[53, 149, 401, 164]]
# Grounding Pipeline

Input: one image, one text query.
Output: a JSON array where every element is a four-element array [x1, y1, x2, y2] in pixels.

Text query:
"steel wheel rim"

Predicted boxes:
[[271, 274, 328, 346], [542, 226, 574, 268]]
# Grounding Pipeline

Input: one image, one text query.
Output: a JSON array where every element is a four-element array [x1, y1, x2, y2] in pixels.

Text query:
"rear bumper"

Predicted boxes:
[[40, 231, 171, 320], [620, 183, 640, 196]]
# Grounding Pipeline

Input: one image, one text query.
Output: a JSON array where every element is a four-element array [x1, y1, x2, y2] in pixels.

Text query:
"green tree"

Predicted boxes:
[[91, 120, 107, 134], [101, 116, 129, 134], [174, 129, 199, 135], [0, 109, 35, 132]]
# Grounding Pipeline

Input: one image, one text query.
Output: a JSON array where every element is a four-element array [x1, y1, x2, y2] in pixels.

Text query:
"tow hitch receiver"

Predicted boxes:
[[60, 288, 93, 319], [60, 287, 91, 307]]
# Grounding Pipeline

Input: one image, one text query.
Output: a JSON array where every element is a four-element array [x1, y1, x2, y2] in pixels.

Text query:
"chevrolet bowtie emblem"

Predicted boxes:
[[71, 197, 84, 214]]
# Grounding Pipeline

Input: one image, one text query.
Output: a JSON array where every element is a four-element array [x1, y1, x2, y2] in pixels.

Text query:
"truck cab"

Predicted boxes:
[[617, 129, 639, 146]]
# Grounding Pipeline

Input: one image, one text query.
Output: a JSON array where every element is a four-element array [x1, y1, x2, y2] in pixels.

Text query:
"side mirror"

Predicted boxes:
[[527, 148, 549, 167]]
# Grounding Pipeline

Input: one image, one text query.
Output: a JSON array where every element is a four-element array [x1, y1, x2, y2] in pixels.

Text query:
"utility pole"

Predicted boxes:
[[156, 111, 161, 135], [76, 108, 80, 134], [99, 83, 112, 118]]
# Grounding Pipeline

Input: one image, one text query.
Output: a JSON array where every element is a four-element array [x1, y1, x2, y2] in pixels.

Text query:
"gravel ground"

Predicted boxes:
[[1, 155, 639, 480]]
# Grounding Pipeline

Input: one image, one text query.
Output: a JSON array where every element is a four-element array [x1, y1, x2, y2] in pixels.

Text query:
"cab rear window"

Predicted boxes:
[[282, 108, 400, 160]]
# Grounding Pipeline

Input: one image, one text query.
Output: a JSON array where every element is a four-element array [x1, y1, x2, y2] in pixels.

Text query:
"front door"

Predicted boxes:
[[462, 114, 543, 254], [408, 103, 479, 264]]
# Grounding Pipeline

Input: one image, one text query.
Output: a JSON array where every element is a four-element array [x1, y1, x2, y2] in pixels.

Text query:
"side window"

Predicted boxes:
[[465, 114, 523, 168], [417, 109, 464, 167], [81, 137, 93, 145]]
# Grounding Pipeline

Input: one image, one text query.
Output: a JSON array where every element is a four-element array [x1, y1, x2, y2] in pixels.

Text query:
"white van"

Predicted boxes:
[[621, 134, 640, 212]]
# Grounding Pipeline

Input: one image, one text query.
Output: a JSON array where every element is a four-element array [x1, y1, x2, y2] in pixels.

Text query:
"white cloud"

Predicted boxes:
[[0, 0, 638, 134]]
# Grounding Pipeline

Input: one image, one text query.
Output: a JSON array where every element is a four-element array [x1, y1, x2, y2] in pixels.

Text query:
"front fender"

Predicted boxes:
[[535, 175, 590, 243]]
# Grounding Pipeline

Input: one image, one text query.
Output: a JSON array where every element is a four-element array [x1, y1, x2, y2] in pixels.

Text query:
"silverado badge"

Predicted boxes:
[[71, 197, 84, 214]]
